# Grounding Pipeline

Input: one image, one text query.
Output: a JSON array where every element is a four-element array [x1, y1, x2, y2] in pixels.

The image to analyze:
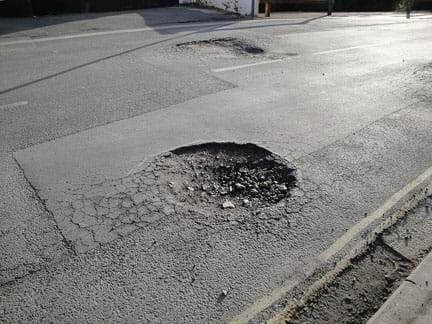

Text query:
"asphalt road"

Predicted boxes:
[[1, 7, 432, 323]]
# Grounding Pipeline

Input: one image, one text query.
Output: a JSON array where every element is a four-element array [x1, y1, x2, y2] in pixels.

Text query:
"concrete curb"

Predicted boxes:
[[367, 250, 432, 324]]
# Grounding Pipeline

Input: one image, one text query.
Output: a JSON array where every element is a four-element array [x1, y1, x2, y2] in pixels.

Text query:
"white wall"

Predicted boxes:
[[180, 0, 258, 16]]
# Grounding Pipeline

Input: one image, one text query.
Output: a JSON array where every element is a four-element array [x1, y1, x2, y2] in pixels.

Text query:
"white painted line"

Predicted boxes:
[[0, 21, 229, 46], [211, 59, 283, 73], [0, 101, 28, 110], [213, 41, 397, 73], [319, 165, 432, 262], [231, 165, 432, 324], [230, 279, 306, 324], [252, 17, 319, 22], [312, 42, 392, 55]]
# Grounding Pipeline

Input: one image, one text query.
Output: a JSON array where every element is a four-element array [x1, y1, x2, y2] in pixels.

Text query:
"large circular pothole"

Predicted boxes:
[[55, 142, 300, 250], [169, 142, 297, 208]]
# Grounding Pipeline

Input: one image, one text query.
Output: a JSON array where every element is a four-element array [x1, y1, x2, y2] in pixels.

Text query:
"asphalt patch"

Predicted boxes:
[[176, 37, 265, 56]]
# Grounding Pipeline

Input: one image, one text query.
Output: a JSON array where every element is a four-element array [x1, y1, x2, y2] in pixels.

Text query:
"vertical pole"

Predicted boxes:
[[265, 0, 270, 17], [251, 0, 255, 17], [327, 0, 334, 16], [406, 0, 413, 19]]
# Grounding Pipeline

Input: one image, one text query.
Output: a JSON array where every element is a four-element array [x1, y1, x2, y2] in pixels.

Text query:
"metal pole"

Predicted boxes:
[[406, 0, 414, 19], [251, 0, 255, 17], [265, 0, 270, 17], [327, 0, 334, 16]]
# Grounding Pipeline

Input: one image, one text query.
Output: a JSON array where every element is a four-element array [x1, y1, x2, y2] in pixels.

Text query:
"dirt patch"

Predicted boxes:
[[283, 196, 432, 324], [176, 37, 265, 56], [288, 238, 415, 324]]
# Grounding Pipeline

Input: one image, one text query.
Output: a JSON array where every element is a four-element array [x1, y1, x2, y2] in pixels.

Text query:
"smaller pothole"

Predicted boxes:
[[176, 37, 265, 56]]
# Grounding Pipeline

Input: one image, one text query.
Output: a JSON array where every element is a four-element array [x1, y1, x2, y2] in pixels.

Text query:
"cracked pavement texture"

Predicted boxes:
[[1, 9, 432, 324], [51, 144, 301, 252]]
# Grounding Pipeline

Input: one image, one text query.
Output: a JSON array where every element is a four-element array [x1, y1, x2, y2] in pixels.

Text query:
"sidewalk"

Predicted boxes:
[[368, 250, 432, 324], [0, 6, 239, 41]]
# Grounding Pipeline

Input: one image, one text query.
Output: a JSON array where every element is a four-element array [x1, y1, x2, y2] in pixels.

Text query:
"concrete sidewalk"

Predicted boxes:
[[368, 249, 432, 324]]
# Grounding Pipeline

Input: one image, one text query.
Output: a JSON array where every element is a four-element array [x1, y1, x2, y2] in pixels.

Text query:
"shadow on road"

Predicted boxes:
[[0, 13, 334, 95], [0, 21, 236, 95], [0, 6, 238, 38]]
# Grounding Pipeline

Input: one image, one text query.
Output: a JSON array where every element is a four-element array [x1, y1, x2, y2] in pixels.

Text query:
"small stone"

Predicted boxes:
[[187, 186, 195, 192], [277, 184, 288, 192], [222, 201, 235, 209], [243, 199, 250, 206], [221, 289, 228, 296], [235, 183, 246, 190], [385, 274, 396, 284], [250, 189, 258, 195], [168, 182, 175, 188], [258, 212, 268, 220]]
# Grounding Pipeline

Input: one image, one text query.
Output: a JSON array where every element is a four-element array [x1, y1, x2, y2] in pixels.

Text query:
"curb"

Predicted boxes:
[[367, 249, 432, 324]]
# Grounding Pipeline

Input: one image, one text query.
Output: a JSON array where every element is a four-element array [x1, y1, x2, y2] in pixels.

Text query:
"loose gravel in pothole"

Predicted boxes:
[[171, 142, 297, 208], [176, 37, 265, 55]]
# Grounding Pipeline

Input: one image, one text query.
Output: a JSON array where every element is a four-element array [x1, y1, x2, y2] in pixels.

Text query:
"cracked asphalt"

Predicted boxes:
[[1, 7, 432, 324]]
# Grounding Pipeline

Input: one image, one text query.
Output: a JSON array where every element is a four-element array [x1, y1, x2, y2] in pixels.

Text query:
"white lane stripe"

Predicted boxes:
[[319, 165, 432, 262], [0, 21, 229, 46], [211, 59, 283, 73], [230, 165, 432, 324], [0, 17, 330, 47], [212, 41, 397, 73], [311, 42, 392, 55], [0, 101, 28, 110]]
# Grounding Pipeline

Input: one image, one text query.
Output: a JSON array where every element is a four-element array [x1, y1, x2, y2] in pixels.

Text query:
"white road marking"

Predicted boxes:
[[0, 21, 229, 46], [211, 59, 283, 73], [0, 101, 28, 110], [230, 165, 432, 324], [212, 40, 399, 73], [0, 17, 331, 47], [311, 42, 392, 55], [319, 165, 432, 262]]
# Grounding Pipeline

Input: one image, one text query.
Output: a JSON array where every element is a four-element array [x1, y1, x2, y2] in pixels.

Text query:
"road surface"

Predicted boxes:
[[1, 7, 432, 323]]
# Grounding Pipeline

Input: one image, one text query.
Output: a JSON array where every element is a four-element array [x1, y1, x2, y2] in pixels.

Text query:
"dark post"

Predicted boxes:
[[406, 0, 414, 19], [327, 0, 334, 16], [25, 0, 35, 16], [265, 0, 270, 17]]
